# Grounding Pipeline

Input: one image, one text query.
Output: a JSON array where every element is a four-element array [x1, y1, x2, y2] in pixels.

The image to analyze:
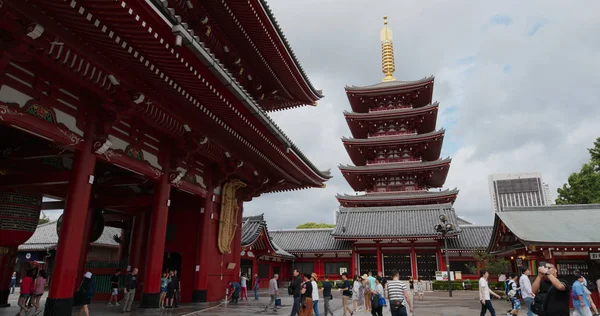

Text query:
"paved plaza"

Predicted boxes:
[[0, 290, 520, 316]]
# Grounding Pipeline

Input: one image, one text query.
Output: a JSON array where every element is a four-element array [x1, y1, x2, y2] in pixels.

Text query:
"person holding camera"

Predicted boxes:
[[531, 263, 569, 316]]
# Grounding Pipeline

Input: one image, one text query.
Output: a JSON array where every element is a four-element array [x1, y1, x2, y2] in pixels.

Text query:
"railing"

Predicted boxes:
[[367, 157, 420, 164], [368, 130, 416, 137]]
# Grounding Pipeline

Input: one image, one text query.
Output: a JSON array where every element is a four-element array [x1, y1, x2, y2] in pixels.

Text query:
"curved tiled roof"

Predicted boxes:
[[241, 214, 294, 258], [447, 226, 492, 250], [342, 129, 445, 144], [269, 229, 352, 252], [339, 158, 451, 172], [19, 221, 120, 251], [343, 102, 438, 119], [456, 217, 473, 225], [336, 189, 459, 201], [332, 203, 461, 238], [345, 76, 435, 92]]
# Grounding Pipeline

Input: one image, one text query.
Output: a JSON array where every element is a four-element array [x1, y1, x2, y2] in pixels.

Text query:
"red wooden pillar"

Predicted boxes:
[[140, 152, 172, 308], [44, 120, 96, 315], [129, 211, 149, 272], [410, 241, 418, 279], [437, 247, 446, 271], [193, 189, 215, 302], [350, 249, 356, 277], [376, 242, 383, 273], [315, 255, 324, 276], [75, 208, 95, 286]]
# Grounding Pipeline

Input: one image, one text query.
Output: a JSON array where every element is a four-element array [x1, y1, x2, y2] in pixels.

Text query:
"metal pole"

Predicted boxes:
[[444, 234, 452, 297]]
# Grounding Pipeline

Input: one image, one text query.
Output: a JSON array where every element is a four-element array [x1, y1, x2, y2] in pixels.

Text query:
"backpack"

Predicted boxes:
[[531, 284, 553, 316]]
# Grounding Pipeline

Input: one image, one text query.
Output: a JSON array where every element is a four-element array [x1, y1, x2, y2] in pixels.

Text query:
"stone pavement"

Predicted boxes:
[[0, 290, 521, 316]]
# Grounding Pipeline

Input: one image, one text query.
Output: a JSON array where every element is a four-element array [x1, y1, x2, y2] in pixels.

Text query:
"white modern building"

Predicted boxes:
[[488, 172, 550, 213], [542, 182, 553, 205]]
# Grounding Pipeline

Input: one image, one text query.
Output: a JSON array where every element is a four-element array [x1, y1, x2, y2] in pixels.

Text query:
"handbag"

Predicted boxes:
[[371, 294, 380, 309], [379, 295, 386, 307]]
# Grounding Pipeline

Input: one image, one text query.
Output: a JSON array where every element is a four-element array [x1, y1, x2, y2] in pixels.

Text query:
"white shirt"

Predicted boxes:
[[479, 277, 490, 300], [241, 276, 247, 287], [519, 274, 533, 299], [311, 281, 319, 301]]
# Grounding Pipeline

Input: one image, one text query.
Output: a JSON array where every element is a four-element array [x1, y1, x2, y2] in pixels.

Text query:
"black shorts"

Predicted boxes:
[[166, 291, 174, 299], [19, 294, 31, 299]]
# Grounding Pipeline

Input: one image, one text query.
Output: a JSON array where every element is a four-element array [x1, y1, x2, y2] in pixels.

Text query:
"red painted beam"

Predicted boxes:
[[41, 195, 154, 211], [0, 170, 71, 187]]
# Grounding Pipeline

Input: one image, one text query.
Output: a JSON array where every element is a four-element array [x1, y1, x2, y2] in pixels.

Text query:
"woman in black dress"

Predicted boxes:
[[76, 272, 93, 316]]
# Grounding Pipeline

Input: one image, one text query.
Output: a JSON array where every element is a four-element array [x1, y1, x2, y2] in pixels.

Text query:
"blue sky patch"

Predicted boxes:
[[490, 14, 513, 26], [528, 21, 544, 36]]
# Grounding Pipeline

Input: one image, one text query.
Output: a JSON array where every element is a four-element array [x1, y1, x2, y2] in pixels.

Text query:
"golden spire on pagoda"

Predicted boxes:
[[380, 16, 396, 82]]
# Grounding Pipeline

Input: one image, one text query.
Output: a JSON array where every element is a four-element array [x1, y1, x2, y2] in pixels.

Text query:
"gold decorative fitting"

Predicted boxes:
[[217, 178, 247, 254], [380, 16, 396, 82]]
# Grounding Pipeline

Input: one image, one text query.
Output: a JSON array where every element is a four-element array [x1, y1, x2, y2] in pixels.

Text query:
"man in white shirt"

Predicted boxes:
[[519, 267, 534, 316], [480, 269, 502, 316]]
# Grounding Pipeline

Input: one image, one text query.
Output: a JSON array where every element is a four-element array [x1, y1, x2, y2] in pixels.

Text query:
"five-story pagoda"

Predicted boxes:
[[332, 17, 465, 280]]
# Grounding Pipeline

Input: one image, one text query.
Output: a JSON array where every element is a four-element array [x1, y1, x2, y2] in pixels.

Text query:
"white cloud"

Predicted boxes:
[[244, 0, 600, 228]]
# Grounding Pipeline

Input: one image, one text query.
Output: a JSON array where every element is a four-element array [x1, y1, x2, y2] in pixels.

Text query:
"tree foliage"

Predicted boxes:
[[465, 251, 511, 277], [296, 222, 336, 229], [38, 212, 50, 225], [556, 137, 600, 205]]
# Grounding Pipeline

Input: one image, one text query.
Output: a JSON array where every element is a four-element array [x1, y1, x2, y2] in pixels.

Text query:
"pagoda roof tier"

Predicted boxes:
[[332, 203, 461, 239], [342, 129, 445, 165], [339, 159, 451, 192], [336, 188, 459, 207], [344, 103, 439, 139], [344, 76, 435, 113]]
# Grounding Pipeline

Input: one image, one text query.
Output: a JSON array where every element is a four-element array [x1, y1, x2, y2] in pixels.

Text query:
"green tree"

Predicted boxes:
[[465, 251, 511, 277], [556, 137, 600, 204], [296, 222, 336, 229], [39, 212, 50, 225]]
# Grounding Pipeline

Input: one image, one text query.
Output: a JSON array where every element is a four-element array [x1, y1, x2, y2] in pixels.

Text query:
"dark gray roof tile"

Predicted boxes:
[[20, 221, 120, 251], [270, 229, 352, 252], [336, 189, 459, 201], [332, 203, 461, 238], [447, 226, 492, 249]]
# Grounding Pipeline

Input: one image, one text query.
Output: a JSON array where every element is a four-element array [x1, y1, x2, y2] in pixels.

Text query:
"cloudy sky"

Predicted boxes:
[[243, 0, 600, 228]]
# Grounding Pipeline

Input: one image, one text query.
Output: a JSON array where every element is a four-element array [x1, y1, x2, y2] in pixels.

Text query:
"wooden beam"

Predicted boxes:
[[0, 170, 71, 187]]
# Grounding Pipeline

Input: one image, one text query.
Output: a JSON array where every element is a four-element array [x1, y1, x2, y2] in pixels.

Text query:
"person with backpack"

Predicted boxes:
[[531, 263, 569, 316], [76, 272, 94, 316], [507, 273, 521, 315], [338, 272, 354, 316]]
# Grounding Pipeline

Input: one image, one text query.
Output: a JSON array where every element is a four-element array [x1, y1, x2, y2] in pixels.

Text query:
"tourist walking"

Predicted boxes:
[[385, 270, 412, 316], [408, 277, 414, 296], [75, 272, 94, 316], [267, 274, 279, 310], [10, 272, 16, 294], [299, 273, 314, 316], [31, 270, 47, 315], [507, 273, 521, 315], [311, 273, 320, 316], [173, 270, 181, 307], [254, 273, 260, 300], [108, 269, 121, 306], [166, 270, 178, 309], [160, 272, 169, 309], [519, 267, 534, 316], [575, 270, 599, 316], [572, 274, 593, 316], [416, 277, 425, 301], [339, 272, 354, 316], [532, 263, 569, 316], [370, 276, 385, 316], [228, 280, 241, 304], [479, 269, 501, 316], [290, 269, 303, 316], [17, 270, 34, 316], [241, 273, 248, 300], [363, 274, 372, 312], [121, 268, 138, 313], [353, 275, 362, 311], [321, 275, 335, 316]]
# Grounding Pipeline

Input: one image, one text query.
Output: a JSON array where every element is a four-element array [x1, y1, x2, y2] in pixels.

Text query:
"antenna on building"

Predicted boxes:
[[380, 16, 396, 82]]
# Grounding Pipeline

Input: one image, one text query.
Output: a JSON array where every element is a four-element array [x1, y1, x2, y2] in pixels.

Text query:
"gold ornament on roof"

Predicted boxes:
[[380, 16, 396, 82]]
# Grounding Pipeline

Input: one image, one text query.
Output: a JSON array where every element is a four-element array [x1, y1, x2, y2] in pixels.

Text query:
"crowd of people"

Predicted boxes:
[[479, 264, 600, 316]]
